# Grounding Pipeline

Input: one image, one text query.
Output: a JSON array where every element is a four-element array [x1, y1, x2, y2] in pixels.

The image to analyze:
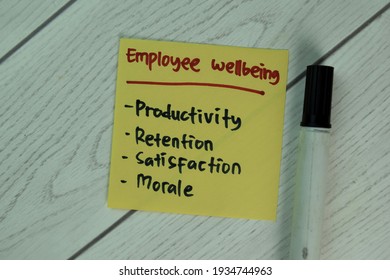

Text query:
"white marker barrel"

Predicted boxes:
[[289, 127, 330, 259]]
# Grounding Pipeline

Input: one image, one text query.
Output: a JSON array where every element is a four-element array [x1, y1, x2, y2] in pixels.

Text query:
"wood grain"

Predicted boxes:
[[0, 0, 389, 259], [321, 11, 390, 258], [0, 0, 69, 58]]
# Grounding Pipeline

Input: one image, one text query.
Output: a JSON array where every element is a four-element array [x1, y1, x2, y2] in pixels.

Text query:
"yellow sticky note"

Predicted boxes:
[[108, 38, 288, 220]]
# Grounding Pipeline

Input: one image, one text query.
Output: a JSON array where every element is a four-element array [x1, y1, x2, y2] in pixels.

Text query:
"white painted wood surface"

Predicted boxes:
[[0, 0, 69, 58], [0, 0, 389, 259]]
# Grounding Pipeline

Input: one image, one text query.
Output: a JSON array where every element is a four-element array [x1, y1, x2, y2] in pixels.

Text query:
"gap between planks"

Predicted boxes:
[[0, 0, 77, 64]]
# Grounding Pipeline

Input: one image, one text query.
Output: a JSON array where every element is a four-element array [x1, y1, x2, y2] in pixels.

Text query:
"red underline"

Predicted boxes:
[[126, 80, 265, 95]]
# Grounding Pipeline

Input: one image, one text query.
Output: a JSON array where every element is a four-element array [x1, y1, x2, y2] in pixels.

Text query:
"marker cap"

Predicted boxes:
[[301, 65, 334, 128]]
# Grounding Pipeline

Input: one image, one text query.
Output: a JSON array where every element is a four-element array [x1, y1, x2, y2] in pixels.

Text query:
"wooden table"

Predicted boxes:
[[1, 0, 390, 260]]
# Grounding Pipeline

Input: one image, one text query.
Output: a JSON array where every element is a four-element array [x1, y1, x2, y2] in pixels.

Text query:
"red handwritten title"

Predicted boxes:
[[126, 48, 280, 85]]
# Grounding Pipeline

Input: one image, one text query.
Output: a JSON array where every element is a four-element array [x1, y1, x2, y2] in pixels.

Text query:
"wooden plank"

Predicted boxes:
[[321, 12, 390, 259], [0, 0, 69, 58], [77, 9, 390, 260], [0, 0, 388, 259]]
